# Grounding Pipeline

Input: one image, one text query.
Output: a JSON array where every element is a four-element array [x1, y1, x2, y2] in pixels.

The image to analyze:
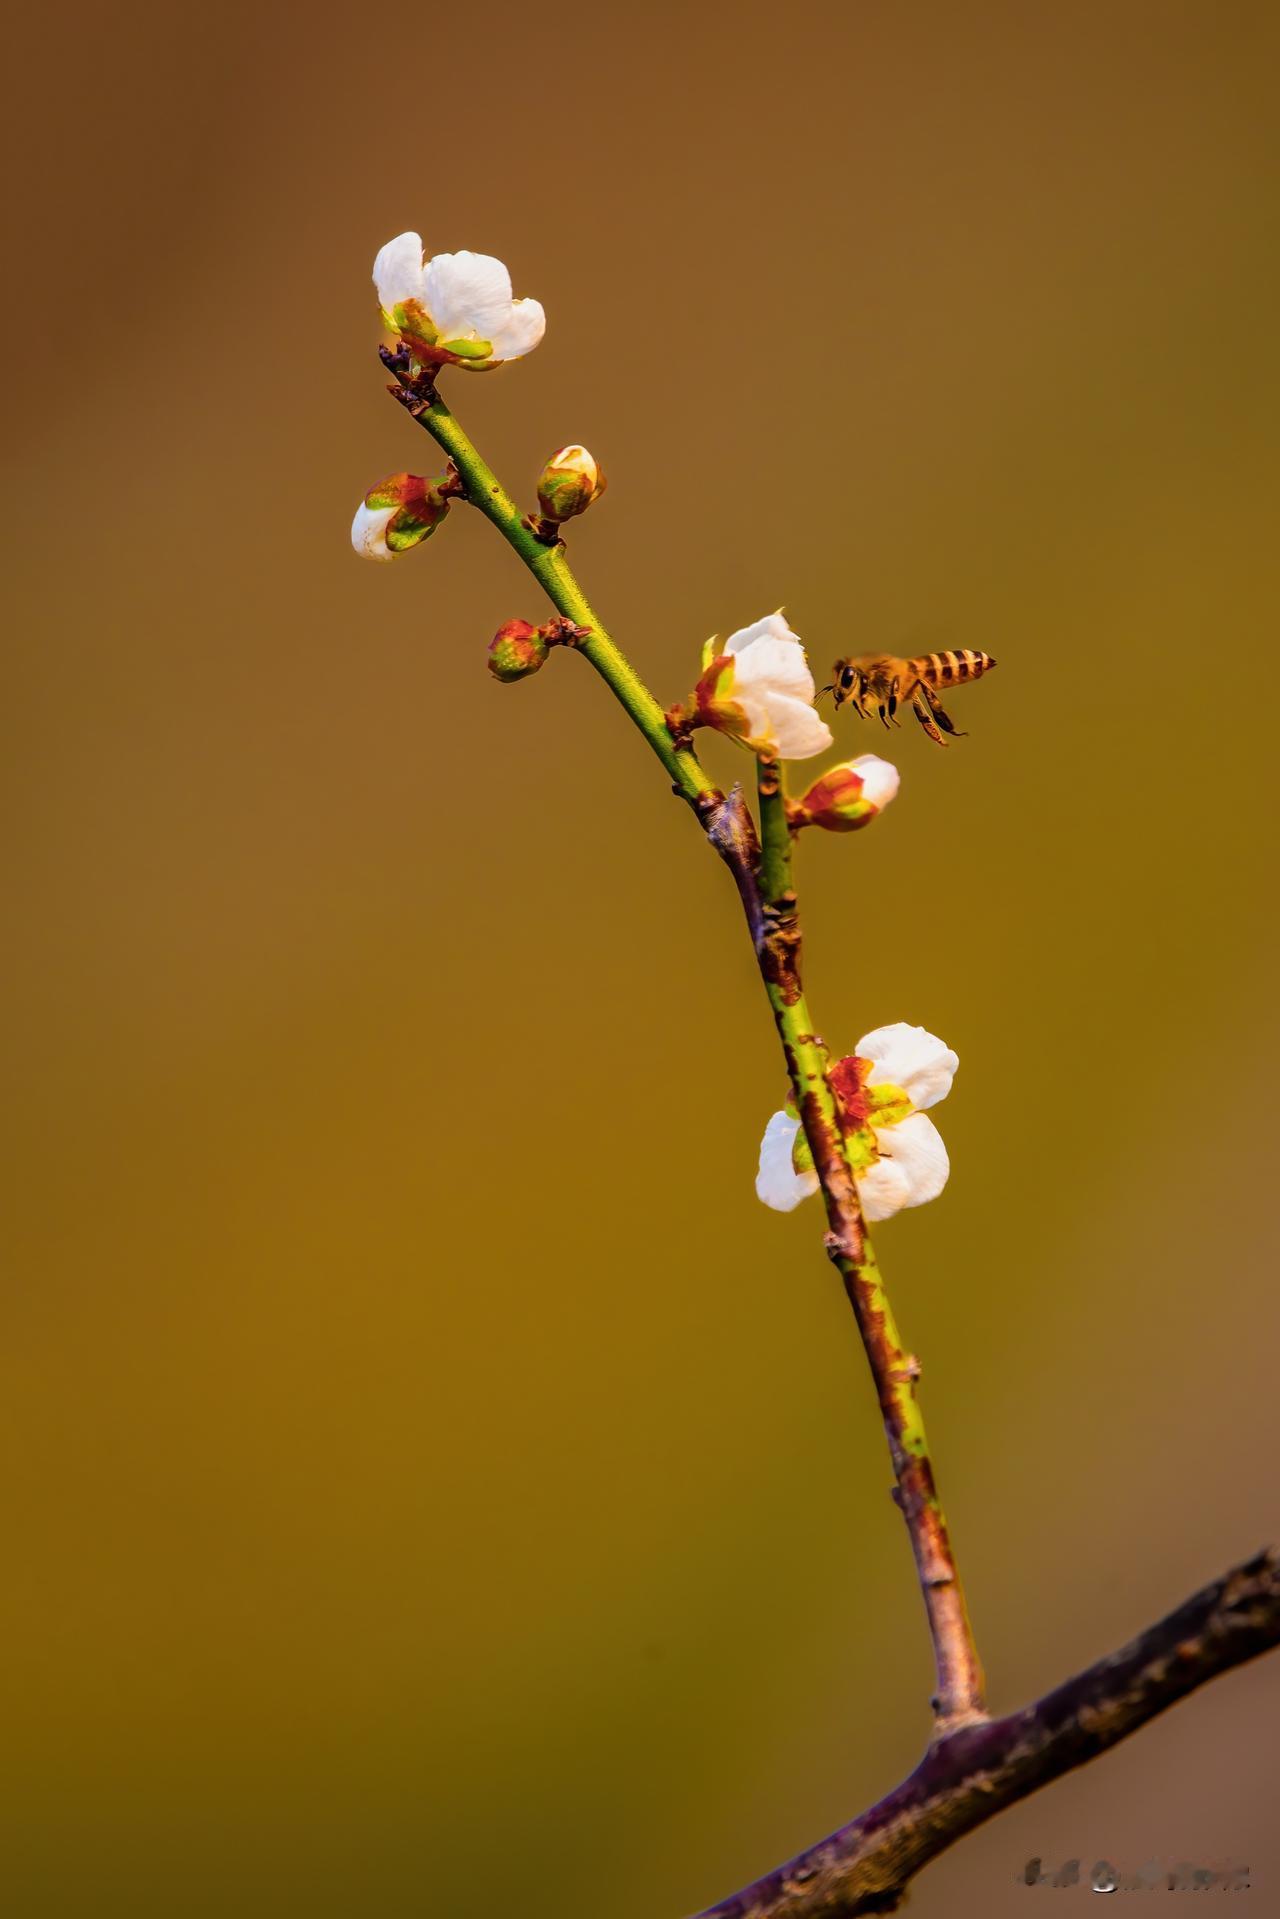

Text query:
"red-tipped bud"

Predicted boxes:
[[487, 619, 550, 683], [351, 472, 453, 560], [535, 444, 607, 523], [791, 755, 900, 831]]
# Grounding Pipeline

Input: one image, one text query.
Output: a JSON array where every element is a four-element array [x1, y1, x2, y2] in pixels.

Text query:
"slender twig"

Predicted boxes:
[[383, 364, 714, 812], [755, 755, 793, 904], [753, 758, 984, 1733], [399, 364, 986, 1727], [693, 1545, 1280, 1917]]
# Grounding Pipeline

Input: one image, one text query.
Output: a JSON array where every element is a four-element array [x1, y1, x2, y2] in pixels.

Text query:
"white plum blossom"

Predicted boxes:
[[756, 1023, 958, 1224], [373, 232, 545, 369], [693, 612, 833, 760]]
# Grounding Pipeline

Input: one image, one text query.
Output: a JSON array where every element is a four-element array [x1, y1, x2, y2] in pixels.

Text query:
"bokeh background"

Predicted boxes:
[[4, 2, 1279, 1912]]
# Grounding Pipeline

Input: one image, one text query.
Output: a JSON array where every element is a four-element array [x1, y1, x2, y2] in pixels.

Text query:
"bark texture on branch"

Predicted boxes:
[[694, 1546, 1280, 1918]]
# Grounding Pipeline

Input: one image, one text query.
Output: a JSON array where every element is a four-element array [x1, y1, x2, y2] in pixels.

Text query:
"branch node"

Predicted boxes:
[[540, 617, 591, 648], [379, 342, 439, 415], [523, 511, 566, 548], [665, 702, 697, 751]]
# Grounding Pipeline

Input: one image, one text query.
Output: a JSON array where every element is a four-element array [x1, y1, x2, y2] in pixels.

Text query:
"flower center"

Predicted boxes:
[[829, 1054, 874, 1131]]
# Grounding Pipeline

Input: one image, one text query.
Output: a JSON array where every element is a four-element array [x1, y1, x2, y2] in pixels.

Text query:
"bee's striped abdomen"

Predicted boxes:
[[910, 648, 996, 688]]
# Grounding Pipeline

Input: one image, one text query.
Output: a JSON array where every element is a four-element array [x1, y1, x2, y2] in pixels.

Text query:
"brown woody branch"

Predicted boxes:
[[376, 374, 1275, 1914], [693, 1544, 1280, 1917]]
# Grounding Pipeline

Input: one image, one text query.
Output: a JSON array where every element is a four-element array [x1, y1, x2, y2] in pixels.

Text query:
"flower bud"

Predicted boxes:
[[487, 619, 550, 683], [791, 755, 900, 831], [535, 444, 607, 523], [351, 473, 452, 561]]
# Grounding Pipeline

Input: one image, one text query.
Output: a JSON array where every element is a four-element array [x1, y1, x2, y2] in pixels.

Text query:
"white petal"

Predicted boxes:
[[724, 611, 797, 656], [732, 635, 817, 705], [756, 1111, 820, 1212], [858, 1114, 950, 1222], [856, 1154, 915, 1223], [733, 685, 774, 745], [485, 297, 546, 362], [874, 1114, 949, 1208], [423, 250, 515, 343], [854, 1022, 958, 1109], [373, 232, 426, 313], [846, 754, 900, 810], [351, 501, 397, 561], [765, 694, 834, 759]]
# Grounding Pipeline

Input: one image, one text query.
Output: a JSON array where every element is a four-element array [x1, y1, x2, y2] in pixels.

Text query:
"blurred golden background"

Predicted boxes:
[[4, 2, 1279, 1912]]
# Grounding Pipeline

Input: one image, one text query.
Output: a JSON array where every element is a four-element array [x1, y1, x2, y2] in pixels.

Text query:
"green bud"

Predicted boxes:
[[535, 444, 607, 523], [487, 619, 550, 683]]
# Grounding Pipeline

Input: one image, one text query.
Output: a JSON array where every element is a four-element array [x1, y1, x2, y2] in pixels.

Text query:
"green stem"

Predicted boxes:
[[755, 755, 792, 902], [398, 384, 715, 812]]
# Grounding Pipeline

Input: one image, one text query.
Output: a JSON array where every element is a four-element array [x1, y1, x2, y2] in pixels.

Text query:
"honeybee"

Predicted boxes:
[[822, 649, 997, 745]]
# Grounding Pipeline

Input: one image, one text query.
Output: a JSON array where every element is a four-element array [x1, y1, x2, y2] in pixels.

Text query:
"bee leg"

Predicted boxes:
[[920, 681, 965, 737], [888, 676, 902, 727], [911, 688, 947, 746]]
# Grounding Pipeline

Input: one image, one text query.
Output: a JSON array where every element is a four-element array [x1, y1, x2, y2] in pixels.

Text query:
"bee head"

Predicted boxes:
[[829, 660, 862, 711]]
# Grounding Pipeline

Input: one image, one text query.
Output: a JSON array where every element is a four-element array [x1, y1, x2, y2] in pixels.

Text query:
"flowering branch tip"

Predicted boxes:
[[373, 232, 545, 372]]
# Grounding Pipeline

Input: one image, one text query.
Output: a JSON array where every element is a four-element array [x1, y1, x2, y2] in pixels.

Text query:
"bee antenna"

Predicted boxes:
[[817, 684, 835, 704]]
